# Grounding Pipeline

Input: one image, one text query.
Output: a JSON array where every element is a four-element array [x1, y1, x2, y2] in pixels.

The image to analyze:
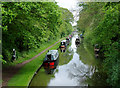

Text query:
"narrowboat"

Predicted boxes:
[[66, 37, 70, 45], [75, 38, 80, 47], [43, 50, 59, 70], [60, 40, 67, 48]]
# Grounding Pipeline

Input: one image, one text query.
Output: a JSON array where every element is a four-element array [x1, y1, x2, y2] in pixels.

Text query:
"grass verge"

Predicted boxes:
[[3, 37, 61, 67], [7, 37, 65, 86]]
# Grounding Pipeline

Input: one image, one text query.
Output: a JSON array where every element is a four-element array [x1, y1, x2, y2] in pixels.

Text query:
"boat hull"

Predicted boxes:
[[43, 57, 59, 74]]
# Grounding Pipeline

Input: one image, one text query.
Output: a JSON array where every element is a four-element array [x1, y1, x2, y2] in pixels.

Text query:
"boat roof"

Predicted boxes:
[[61, 40, 66, 42], [47, 50, 58, 55], [76, 36, 80, 39]]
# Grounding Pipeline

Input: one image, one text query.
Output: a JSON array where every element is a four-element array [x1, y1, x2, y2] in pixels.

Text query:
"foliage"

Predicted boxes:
[[2, 2, 73, 62], [59, 7, 74, 38], [77, 2, 120, 87], [8, 39, 61, 86], [77, 2, 105, 33]]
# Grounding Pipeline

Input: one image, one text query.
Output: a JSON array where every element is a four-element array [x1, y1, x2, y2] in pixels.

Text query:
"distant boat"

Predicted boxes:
[[94, 44, 100, 58], [69, 35, 72, 39], [60, 40, 67, 48], [80, 33, 84, 38], [75, 38, 80, 47], [66, 37, 70, 45]]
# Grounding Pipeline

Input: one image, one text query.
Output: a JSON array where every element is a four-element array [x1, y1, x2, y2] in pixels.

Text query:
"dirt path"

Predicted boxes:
[[2, 39, 62, 86]]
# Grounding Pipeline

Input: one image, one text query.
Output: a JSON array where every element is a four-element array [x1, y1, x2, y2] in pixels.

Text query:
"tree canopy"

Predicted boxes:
[[77, 2, 120, 87], [2, 2, 74, 62]]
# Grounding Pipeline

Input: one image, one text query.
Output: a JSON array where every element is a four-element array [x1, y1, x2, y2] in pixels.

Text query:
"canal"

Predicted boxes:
[[29, 32, 108, 86]]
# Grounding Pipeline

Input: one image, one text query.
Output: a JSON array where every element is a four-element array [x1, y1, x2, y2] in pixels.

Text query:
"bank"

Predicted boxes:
[[4, 36, 66, 86]]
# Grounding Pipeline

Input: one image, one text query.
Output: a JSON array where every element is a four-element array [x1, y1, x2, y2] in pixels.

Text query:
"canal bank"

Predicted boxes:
[[77, 41, 108, 86], [29, 33, 108, 86], [29, 38, 73, 86], [6, 36, 68, 86]]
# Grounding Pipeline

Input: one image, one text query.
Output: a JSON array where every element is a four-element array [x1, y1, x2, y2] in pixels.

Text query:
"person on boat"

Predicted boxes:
[[11, 48, 16, 62]]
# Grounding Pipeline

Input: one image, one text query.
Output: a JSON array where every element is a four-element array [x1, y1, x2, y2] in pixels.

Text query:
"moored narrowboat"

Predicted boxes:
[[60, 40, 67, 48], [75, 37, 80, 47], [43, 50, 59, 70], [66, 37, 70, 45]]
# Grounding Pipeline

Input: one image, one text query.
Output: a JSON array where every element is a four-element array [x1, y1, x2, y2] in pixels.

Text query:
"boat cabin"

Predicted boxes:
[[44, 50, 59, 61], [66, 37, 70, 45], [66, 37, 70, 41], [75, 38, 80, 45], [60, 40, 67, 48], [43, 50, 59, 71]]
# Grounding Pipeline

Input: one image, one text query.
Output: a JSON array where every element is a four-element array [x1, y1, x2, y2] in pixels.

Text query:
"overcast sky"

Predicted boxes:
[[55, 0, 77, 10], [55, 0, 83, 26]]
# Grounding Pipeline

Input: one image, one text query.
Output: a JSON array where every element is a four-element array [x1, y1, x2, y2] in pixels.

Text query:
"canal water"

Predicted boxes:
[[29, 33, 107, 86]]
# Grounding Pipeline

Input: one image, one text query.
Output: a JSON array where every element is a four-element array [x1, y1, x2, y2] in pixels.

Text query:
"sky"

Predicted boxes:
[[55, 0, 83, 26]]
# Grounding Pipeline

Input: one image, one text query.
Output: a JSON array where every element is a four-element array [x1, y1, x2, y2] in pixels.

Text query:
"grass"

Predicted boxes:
[[4, 38, 61, 67], [8, 53, 46, 86], [7, 37, 66, 86], [4, 35, 67, 67], [0, 80, 2, 87]]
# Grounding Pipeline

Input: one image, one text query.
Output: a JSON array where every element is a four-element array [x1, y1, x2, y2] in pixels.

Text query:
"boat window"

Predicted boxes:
[[47, 55, 51, 60], [51, 55, 54, 60]]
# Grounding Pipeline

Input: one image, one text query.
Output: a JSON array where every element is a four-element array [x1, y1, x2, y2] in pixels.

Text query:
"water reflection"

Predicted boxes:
[[48, 34, 95, 86], [68, 34, 77, 53], [44, 58, 59, 74], [44, 68, 55, 74], [30, 33, 101, 86], [75, 43, 80, 47]]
